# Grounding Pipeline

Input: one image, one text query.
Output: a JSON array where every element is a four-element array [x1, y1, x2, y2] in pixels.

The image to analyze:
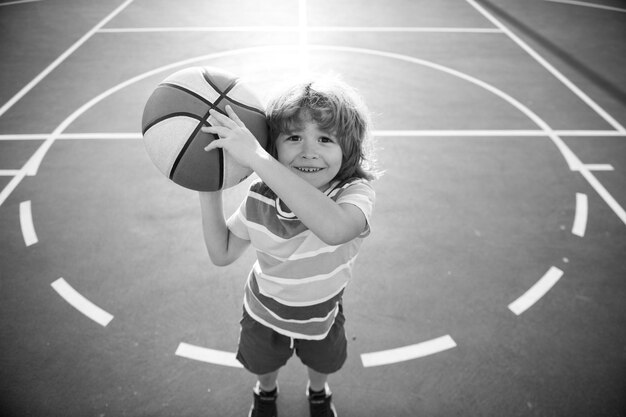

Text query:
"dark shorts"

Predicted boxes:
[[236, 305, 347, 375]]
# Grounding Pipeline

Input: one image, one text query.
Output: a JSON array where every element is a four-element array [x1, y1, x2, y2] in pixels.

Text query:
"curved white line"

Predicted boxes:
[[51, 278, 114, 327], [175, 342, 243, 368], [19, 200, 38, 246], [572, 193, 588, 237], [361, 335, 457, 367], [22, 43, 580, 177], [23, 46, 286, 176], [508, 267, 563, 315]]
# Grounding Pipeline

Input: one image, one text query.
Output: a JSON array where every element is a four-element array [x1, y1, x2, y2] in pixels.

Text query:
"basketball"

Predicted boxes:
[[141, 66, 268, 191]]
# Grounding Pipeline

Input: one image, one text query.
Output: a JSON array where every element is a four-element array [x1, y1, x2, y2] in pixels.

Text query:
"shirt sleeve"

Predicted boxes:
[[227, 193, 250, 241], [335, 180, 376, 236]]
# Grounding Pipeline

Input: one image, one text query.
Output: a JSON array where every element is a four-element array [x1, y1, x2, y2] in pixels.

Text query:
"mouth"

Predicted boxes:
[[293, 166, 324, 173]]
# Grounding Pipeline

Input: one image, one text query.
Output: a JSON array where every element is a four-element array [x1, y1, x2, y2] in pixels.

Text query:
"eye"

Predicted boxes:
[[319, 136, 334, 143], [284, 135, 301, 142]]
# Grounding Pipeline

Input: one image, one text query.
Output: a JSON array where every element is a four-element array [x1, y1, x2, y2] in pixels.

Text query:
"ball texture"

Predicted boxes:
[[142, 66, 268, 191]]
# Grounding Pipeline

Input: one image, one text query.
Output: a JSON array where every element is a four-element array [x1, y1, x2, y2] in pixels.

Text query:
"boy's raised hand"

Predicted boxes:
[[202, 105, 266, 169]]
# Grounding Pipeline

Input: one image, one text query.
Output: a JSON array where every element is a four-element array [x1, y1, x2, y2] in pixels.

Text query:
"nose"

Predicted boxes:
[[300, 139, 319, 159]]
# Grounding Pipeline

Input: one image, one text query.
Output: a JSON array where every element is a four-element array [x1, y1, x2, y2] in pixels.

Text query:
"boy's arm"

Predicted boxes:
[[198, 191, 249, 266], [251, 155, 367, 245], [203, 107, 367, 246]]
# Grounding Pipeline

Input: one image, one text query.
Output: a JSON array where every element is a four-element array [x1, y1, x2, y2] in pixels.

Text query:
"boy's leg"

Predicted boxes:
[[258, 369, 280, 392], [237, 309, 294, 417], [307, 367, 328, 392], [306, 368, 337, 417], [250, 373, 280, 417]]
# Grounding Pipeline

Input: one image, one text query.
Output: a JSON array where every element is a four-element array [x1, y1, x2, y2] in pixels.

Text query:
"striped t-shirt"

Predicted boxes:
[[227, 177, 375, 340]]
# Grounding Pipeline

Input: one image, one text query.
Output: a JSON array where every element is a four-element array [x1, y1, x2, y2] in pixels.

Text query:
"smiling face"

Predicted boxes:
[[275, 115, 343, 191]]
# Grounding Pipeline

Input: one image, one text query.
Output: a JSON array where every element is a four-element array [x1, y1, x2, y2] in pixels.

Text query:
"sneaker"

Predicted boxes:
[[306, 383, 337, 417], [248, 383, 279, 417]]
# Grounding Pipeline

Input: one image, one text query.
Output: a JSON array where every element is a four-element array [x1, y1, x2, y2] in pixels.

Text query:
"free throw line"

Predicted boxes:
[[99, 26, 502, 33], [508, 267, 563, 315], [175, 342, 243, 368], [361, 335, 457, 367], [0, 129, 624, 141], [51, 278, 114, 327]]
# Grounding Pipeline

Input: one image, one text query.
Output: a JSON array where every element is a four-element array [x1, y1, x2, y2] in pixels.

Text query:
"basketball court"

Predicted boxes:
[[1, 0, 625, 415]]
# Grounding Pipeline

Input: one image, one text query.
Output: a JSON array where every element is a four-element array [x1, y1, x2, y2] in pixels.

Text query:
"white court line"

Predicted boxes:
[[544, 0, 626, 13], [508, 267, 564, 315], [465, 0, 626, 226], [51, 278, 114, 327], [175, 342, 243, 368], [19, 200, 38, 246], [4, 44, 623, 226], [0, 169, 27, 207], [0, 130, 625, 141], [99, 26, 502, 34], [307, 26, 501, 33], [0, 0, 41, 6], [584, 164, 614, 171], [361, 335, 457, 367], [572, 193, 588, 237], [577, 167, 626, 225], [0, 133, 142, 140], [373, 129, 626, 137], [0, 169, 22, 175], [0, 0, 134, 119], [465, 0, 626, 133]]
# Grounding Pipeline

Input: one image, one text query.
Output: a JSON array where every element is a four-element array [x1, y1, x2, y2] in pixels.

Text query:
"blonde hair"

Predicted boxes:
[[265, 75, 380, 181]]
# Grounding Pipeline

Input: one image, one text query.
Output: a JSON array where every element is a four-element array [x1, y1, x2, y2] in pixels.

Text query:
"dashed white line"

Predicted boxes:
[[360, 335, 457, 367], [508, 267, 564, 316], [51, 278, 114, 327], [573, 193, 588, 237], [175, 342, 243, 368], [19, 200, 38, 246]]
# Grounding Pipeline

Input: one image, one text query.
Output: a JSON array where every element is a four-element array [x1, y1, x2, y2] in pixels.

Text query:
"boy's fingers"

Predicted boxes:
[[225, 105, 245, 127], [209, 108, 239, 128], [204, 138, 225, 152], [202, 125, 229, 137]]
